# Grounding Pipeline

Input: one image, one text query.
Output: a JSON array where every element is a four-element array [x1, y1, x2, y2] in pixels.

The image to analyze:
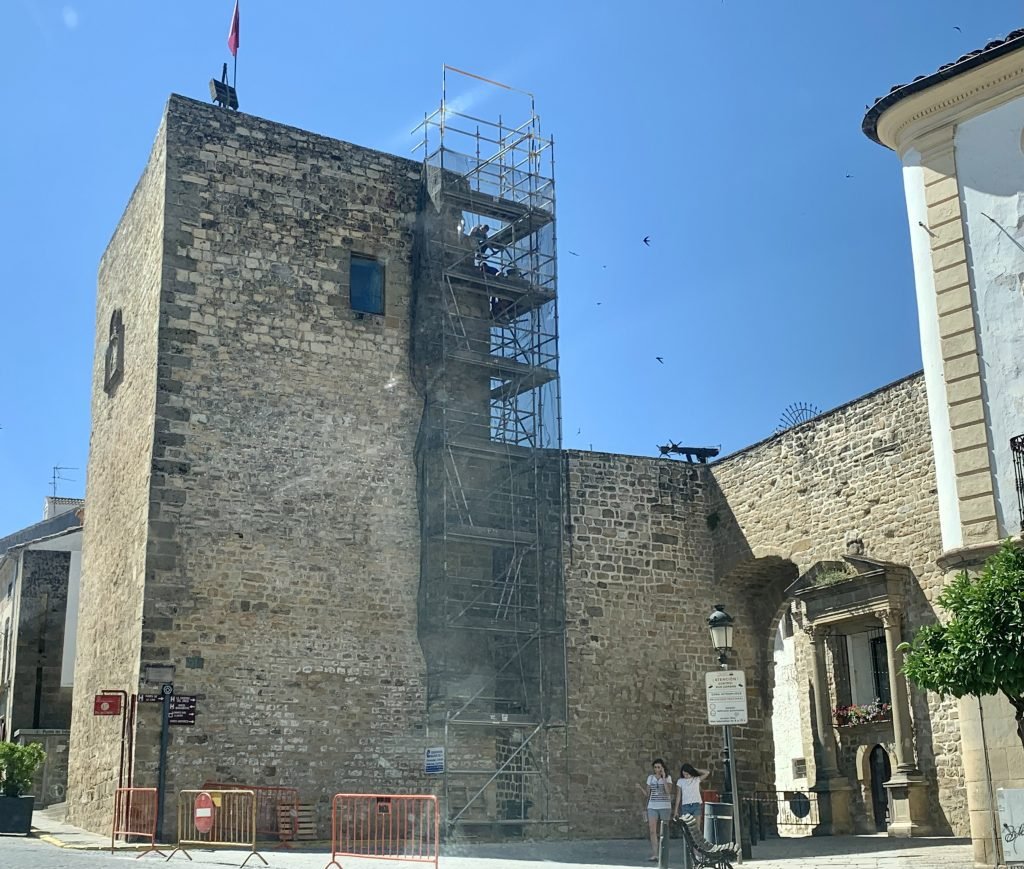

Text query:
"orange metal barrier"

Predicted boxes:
[[167, 789, 267, 867], [203, 781, 299, 844], [325, 793, 439, 869], [111, 787, 163, 857]]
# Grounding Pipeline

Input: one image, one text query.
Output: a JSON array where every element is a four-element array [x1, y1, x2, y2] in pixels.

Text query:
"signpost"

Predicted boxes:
[[168, 695, 198, 727], [706, 669, 747, 861], [705, 670, 748, 725]]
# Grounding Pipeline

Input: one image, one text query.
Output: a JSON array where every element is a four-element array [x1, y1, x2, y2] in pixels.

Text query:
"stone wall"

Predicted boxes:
[[563, 452, 718, 837], [130, 95, 431, 835], [561, 373, 964, 839], [12, 551, 72, 731], [708, 372, 964, 835], [68, 115, 167, 834]]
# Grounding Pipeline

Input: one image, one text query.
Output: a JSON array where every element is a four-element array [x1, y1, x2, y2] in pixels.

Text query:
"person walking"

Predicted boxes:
[[674, 762, 712, 821], [639, 758, 673, 861]]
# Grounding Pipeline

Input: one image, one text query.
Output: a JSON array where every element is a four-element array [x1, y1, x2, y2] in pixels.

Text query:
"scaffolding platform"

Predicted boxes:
[[446, 435, 534, 460], [412, 65, 567, 835], [439, 524, 538, 546], [443, 187, 553, 228], [444, 262, 556, 308]]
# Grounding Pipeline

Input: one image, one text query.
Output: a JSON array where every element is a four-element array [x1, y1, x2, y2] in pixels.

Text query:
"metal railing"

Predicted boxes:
[[202, 781, 299, 844], [743, 790, 819, 841], [324, 793, 439, 869], [168, 789, 266, 867], [110, 787, 163, 857]]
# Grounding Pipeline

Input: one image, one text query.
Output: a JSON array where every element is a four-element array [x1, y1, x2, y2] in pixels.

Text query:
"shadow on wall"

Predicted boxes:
[[903, 569, 955, 837]]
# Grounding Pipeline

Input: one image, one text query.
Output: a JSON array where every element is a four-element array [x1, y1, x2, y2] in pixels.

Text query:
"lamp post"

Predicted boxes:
[[707, 604, 743, 862]]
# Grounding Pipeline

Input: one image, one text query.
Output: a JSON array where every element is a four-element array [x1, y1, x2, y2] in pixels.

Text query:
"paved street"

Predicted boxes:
[[0, 828, 975, 869]]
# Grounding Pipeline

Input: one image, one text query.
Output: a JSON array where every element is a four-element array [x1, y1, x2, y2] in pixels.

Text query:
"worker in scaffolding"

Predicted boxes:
[[469, 223, 501, 277]]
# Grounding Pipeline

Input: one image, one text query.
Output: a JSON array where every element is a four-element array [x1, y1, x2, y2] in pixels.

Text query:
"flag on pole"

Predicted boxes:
[[227, 1, 240, 57]]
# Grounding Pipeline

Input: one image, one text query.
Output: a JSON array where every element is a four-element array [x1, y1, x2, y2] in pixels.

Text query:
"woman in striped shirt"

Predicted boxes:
[[639, 758, 673, 861]]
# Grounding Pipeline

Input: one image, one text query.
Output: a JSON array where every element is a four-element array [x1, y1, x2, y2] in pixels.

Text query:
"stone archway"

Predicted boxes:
[[714, 555, 801, 823]]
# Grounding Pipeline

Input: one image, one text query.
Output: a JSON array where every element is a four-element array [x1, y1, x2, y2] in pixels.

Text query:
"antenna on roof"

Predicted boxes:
[[50, 465, 78, 498]]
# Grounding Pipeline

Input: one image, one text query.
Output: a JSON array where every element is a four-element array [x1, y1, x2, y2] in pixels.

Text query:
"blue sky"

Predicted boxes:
[[0, 1, 1020, 535]]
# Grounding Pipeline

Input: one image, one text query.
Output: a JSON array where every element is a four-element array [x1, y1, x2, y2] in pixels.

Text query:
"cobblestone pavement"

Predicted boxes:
[[0, 825, 975, 869]]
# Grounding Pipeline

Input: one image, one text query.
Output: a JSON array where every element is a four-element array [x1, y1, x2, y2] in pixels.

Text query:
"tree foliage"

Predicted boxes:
[[899, 541, 1024, 748], [0, 742, 45, 797]]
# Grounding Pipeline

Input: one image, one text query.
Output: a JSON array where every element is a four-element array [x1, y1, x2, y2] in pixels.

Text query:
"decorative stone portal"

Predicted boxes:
[[789, 557, 932, 837]]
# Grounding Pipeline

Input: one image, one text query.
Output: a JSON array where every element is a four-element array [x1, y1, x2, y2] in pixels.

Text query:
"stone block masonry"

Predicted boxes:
[[69, 95, 433, 836], [562, 373, 965, 839], [68, 114, 167, 833], [70, 93, 965, 844]]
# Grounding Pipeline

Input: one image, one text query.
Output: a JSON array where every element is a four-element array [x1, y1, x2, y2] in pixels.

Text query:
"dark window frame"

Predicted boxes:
[[869, 635, 892, 705], [349, 254, 385, 316]]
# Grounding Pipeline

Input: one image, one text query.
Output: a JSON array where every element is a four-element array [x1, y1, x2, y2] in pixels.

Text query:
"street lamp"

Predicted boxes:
[[707, 604, 734, 666], [706, 604, 744, 861]]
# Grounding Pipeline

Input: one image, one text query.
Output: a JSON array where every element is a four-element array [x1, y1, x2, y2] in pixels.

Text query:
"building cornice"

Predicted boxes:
[[869, 44, 1024, 156]]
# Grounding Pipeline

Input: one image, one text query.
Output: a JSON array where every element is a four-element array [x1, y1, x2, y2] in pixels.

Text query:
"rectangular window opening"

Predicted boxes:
[[869, 634, 892, 705], [350, 255, 384, 315]]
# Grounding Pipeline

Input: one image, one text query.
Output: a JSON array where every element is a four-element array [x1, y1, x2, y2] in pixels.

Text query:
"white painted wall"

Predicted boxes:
[[955, 98, 1024, 537], [901, 150, 963, 549], [771, 622, 807, 790]]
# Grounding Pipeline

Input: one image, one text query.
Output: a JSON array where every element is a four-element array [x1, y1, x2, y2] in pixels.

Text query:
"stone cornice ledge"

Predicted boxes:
[[936, 534, 1022, 573], [876, 49, 1024, 156]]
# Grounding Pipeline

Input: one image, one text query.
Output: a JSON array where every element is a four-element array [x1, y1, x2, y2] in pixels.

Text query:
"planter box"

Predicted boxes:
[[0, 795, 35, 835]]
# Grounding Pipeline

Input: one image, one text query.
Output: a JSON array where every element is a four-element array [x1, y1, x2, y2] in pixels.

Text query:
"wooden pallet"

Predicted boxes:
[[277, 803, 318, 841]]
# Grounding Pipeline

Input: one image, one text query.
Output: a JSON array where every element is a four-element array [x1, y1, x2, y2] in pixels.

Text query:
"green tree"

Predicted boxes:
[[899, 541, 1024, 749], [0, 742, 45, 797]]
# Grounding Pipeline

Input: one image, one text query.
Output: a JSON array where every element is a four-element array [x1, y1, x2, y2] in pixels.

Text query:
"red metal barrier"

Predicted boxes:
[[203, 782, 299, 844], [324, 793, 439, 869], [111, 787, 164, 857]]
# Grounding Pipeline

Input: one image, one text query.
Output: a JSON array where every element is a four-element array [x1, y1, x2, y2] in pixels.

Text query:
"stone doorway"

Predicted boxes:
[[869, 745, 892, 832]]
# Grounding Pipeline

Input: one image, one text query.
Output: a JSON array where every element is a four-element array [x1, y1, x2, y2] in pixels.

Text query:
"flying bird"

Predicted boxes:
[[845, 173, 853, 179], [643, 236, 651, 247], [568, 250, 580, 256], [953, 25, 962, 32], [656, 356, 664, 364]]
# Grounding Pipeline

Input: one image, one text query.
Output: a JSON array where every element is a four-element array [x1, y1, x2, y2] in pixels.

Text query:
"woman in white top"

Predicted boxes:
[[674, 762, 712, 820], [638, 758, 673, 861]]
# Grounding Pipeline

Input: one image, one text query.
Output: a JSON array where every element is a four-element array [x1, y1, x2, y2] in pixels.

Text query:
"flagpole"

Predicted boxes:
[[234, 53, 237, 91]]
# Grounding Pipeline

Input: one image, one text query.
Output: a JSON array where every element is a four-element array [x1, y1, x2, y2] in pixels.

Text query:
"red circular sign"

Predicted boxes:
[[194, 792, 215, 835]]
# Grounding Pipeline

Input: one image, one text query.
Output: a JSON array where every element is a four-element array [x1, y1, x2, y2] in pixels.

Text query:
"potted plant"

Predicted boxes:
[[0, 741, 45, 835]]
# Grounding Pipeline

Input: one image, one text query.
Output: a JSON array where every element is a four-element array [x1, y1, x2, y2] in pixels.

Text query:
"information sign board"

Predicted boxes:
[[168, 695, 197, 726], [93, 694, 123, 716], [705, 670, 748, 725], [424, 747, 445, 774]]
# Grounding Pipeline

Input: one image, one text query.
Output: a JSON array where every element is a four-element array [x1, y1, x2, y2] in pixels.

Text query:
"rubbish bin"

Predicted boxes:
[[703, 802, 734, 845]]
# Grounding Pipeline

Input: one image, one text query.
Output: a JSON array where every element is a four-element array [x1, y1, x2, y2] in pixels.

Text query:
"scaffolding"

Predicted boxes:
[[411, 66, 567, 837]]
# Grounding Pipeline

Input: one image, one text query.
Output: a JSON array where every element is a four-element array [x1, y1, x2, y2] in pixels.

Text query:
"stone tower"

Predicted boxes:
[[865, 29, 1024, 865], [69, 94, 432, 834]]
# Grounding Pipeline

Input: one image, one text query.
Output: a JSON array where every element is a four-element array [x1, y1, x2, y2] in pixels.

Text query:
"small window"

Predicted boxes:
[[792, 758, 807, 779], [350, 255, 384, 315], [104, 309, 125, 394]]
